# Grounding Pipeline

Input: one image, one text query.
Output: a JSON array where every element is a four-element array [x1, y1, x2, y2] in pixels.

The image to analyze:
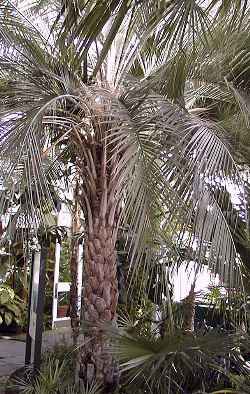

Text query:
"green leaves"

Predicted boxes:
[[4, 311, 12, 326], [0, 285, 15, 305], [14, 359, 69, 394], [0, 285, 25, 327], [104, 321, 249, 393], [206, 0, 249, 29]]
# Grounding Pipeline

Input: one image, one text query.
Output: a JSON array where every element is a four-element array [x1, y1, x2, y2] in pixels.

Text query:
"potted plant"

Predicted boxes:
[[57, 292, 70, 318], [57, 304, 69, 318]]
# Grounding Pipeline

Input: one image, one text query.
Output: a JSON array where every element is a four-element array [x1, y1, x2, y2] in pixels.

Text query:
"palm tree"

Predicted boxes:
[[0, 0, 250, 391]]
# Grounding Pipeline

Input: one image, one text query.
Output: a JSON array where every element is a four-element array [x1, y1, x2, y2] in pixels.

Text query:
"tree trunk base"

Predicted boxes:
[[80, 334, 119, 393]]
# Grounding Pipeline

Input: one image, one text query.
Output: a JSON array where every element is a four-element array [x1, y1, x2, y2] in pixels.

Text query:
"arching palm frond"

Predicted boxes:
[[43, 0, 217, 85], [0, 42, 247, 296], [132, 12, 250, 290], [157, 109, 248, 288], [140, 8, 250, 104], [0, 146, 67, 242], [206, 0, 249, 29], [0, 0, 47, 61], [0, 0, 249, 284]]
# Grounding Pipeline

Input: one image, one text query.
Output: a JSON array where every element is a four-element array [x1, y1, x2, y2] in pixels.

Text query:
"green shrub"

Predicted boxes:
[[0, 284, 25, 327]]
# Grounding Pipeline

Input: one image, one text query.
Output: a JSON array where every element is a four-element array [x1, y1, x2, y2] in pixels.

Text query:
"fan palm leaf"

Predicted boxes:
[[105, 321, 250, 394]]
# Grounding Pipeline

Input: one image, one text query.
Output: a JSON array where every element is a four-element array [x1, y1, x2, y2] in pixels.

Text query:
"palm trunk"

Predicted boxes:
[[73, 132, 119, 393], [73, 118, 120, 391], [183, 264, 200, 332], [81, 217, 118, 392], [70, 182, 81, 344], [183, 283, 196, 332]]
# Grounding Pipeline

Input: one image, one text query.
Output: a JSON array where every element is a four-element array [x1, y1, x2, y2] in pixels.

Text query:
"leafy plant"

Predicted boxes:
[[105, 318, 250, 394], [14, 357, 101, 394], [15, 359, 68, 394], [59, 240, 71, 283], [12, 342, 75, 393], [228, 373, 250, 394], [0, 284, 25, 327], [42, 342, 76, 379]]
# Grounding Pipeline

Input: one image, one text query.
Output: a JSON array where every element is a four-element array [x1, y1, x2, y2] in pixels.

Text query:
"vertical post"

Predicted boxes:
[[52, 241, 61, 328], [77, 242, 83, 314], [52, 201, 62, 329], [25, 254, 34, 365], [33, 244, 47, 372]]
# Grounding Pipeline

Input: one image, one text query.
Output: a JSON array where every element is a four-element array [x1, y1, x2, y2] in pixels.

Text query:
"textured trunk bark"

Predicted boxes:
[[72, 117, 121, 391], [70, 183, 81, 344], [183, 284, 196, 332], [81, 218, 119, 392]]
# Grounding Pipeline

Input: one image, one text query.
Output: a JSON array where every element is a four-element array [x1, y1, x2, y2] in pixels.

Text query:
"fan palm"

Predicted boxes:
[[0, 0, 250, 391], [106, 318, 250, 394]]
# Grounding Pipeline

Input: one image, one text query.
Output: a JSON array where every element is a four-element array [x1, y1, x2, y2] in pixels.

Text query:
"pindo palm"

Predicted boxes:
[[0, 1, 249, 391]]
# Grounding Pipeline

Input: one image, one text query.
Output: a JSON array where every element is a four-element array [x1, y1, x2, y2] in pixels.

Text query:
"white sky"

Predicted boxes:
[[172, 262, 219, 301]]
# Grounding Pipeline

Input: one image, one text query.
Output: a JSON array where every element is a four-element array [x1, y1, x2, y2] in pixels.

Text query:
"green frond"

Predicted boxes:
[[105, 323, 249, 393]]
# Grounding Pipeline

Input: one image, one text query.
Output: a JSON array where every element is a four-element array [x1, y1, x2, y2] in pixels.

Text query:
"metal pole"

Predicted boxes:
[[33, 243, 47, 372], [52, 241, 61, 328], [25, 253, 34, 365]]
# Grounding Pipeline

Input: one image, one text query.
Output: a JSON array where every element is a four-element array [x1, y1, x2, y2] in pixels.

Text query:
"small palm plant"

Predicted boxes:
[[106, 316, 250, 394]]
